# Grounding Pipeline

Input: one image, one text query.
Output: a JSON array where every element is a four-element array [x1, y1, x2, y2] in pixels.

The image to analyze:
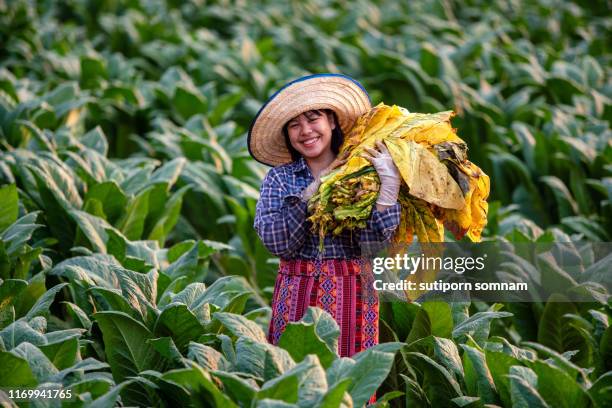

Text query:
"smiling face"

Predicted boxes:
[[285, 110, 337, 161]]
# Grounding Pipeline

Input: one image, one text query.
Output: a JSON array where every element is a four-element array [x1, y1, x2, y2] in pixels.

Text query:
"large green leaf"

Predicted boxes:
[[214, 312, 267, 342], [234, 336, 295, 381], [527, 360, 592, 408], [328, 344, 403, 407], [452, 311, 512, 345], [278, 320, 337, 368], [0, 183, 18, 232], [406, 351, 463, 407], [537, 294, 591, 367], [93, 311, 164, 406], [0, 350, 37, 387], [508, 366, 550, 408], [154, 303, 204, 352], [161, 364, 238, 408], [408, 302, 454, 344]]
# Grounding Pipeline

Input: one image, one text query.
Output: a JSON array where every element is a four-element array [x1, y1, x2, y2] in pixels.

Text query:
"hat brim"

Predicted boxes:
[[248, 74, 371, 166]]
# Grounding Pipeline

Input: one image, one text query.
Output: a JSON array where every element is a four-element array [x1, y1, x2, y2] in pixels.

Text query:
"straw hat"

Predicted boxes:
[[248, 73, 371, 166]]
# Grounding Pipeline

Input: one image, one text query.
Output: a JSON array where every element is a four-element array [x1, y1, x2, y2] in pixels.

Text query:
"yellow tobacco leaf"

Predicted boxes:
[[442, 162, 490, 241], [409, 123, 464, 146], [408, 199, 444, 243], [362, 103, 397, 138], [467, 173, 490, 241], [442, 187, 474, 240], [384, 138, 465, 210]]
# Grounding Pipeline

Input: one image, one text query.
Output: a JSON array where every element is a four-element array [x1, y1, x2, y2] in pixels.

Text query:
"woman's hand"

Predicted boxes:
[[301, 152, 349, 202], [362, 141, 401, 210]]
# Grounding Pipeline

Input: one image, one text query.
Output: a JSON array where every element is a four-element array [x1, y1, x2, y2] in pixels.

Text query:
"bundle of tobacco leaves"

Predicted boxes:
[[307, 103, 490, 250]]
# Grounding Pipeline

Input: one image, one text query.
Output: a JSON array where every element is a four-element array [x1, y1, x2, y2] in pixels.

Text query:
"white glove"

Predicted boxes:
[[301, 152, 349, 202], [362, 141, 401, 206]]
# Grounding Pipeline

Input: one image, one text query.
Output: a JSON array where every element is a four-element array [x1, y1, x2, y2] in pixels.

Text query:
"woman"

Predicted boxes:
[[249, 74, 401, 361]]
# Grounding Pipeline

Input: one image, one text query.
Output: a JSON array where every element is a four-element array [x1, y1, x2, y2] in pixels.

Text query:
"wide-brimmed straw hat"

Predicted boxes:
[[248, 73, 371, 166]]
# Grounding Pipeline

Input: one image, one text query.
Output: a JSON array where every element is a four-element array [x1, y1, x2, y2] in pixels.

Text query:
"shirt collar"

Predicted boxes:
[[289, 157, 309, 174]]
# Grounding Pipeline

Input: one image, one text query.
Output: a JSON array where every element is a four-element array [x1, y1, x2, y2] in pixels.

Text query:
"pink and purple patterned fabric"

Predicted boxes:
[[267, 258, 379, 404]]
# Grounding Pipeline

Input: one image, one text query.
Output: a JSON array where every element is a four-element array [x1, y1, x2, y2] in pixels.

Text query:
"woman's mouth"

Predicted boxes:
[[302, 137, 320, 147]]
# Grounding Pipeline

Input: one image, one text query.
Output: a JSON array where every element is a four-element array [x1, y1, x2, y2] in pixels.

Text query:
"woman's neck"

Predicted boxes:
[[305, 150, 335, 178]]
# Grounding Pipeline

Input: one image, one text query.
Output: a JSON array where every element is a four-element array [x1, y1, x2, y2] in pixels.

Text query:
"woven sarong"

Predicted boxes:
[[267, 258, 379, 404]]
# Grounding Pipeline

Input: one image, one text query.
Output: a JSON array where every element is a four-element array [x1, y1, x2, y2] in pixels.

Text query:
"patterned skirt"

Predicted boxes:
[[267, 258, 379, 404]]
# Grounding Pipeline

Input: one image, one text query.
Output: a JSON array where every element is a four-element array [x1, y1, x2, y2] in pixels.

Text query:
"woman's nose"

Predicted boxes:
[[300, 122, 313, 136]]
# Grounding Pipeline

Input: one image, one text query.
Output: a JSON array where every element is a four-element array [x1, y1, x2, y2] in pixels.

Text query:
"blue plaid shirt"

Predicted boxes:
[[254, 157, 401, 260]]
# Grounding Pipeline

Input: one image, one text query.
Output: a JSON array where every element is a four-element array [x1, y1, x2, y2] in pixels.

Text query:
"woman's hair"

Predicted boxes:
[[282, 109, 344, 162]]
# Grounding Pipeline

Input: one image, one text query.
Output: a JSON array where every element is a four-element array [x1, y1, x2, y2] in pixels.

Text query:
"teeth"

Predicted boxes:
[[303, 138, 319, 146]]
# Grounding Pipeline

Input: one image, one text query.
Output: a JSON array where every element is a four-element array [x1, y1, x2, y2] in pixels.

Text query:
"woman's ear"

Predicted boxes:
[[326, 110, 337, 130]]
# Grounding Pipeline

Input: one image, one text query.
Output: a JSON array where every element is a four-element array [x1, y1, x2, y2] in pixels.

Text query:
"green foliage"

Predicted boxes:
[[0, 0, 610, 406]]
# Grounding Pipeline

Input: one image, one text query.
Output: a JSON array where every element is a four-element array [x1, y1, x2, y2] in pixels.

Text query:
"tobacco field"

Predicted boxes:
[[0, 0, 610, 407]]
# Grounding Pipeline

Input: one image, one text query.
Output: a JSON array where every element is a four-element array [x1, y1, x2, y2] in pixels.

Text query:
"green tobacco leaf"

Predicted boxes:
[[211, 370, 258, 406], [461, 345, 497, 405], [328, 345, 402, 407], [25, 283, 68, 320], [81, 126, 109, 156], [119, 186, 151, 240], [508, 366, 550, 408], [0, 319, 47, 349], [537, 294, 591, 366], [257, 373, 299, 403], [39, 331, 81, 370], [173, 87, 207, 121], [12, 342, 59, 382], [278, 321, 337, 368], [407, 351, 463, 407], [93, 311, 164, 406], [235, 336, 295, 381], [61, 301, 92, 330], [1, 212, 41, 256], [540, 176, 579, 218], [485, 350, 521, 407], [148, 158, 186, 190], [51, 254, 121, 287], [408, 302, 454, 344], [527, 360, 592, 408], [452, 311, 512, 345], [588, 372, 612, 406], [84, 181, 127, 224], [301, 307, 340, 355], [0, 279, 27, 328], [87, 380, 136, 408], [147, 184, 190, 244], [154, 303, 204, 352], [214, 312, 267, 343], [0, 184, 18, 232], [165, 240, 200, 279], [187, 341, 229, 371], [432, 337, 464, 384], [0, 350, 37, 387], [162, 364, 238, 408], [170, 282, 210, 324], [12, 272, 46, 321], [149, 337, 184, 367], [199, 276, 254, 310]]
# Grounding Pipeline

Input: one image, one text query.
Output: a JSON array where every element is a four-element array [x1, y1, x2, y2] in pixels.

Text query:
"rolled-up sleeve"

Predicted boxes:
[[359, 202, 401, 254], [254, 170, 309, 258]]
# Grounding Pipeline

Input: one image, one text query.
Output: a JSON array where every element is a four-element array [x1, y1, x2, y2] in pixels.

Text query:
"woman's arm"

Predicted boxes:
[[254, 170, 309, 258]]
